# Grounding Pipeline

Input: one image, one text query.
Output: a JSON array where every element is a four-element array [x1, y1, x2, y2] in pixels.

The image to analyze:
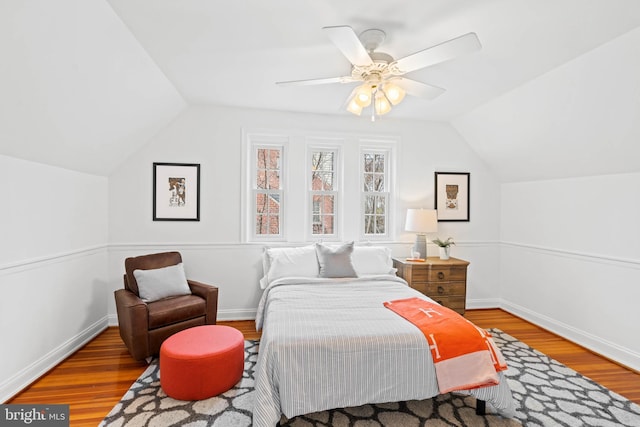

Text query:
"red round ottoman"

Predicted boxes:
[[160, 325, 244, 400]]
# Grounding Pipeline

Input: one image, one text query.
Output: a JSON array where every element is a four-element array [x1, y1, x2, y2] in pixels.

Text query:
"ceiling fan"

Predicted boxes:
[[276, 26, 481, 119]]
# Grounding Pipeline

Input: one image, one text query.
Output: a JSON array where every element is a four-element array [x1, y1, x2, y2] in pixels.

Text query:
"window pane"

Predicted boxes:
[[323, 215, 334, 234], [269, 216, 279, 234], [312, 151, 335, 191], [269, 195, 280, 214], [256, 215, 266, 234], [312, 172, 333, 190], [364, 195, 375, 214], [374, 174, 384, 191], [268, 150, 280, 170], [374, 154, 385, 172], [364, 153, 373, 172], [256, 170, 267, 189], [257, 149, 267, 169], [364, 215, 374, 234], [375, 196, 385, 214], [363, 174, 373, 192], [323, 195, 334, 214], [267, 171, 280, 189], [376, 216, 385, 234]]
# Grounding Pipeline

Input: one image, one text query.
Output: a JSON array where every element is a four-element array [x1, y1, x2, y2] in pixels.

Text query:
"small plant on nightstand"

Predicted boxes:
[[432, 237, 455, 260]]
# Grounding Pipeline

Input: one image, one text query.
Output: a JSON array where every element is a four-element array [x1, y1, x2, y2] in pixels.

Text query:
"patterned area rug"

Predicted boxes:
[[101, 329, 640, 426]]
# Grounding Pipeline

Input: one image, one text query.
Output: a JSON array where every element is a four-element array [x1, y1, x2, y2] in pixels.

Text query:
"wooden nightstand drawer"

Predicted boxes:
[[423, 282, 465, 296], [426, 267, 450, 282]]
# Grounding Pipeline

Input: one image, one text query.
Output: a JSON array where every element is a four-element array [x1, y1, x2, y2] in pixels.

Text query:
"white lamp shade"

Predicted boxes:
[[374, 91, 391, 115], [383, 82, 406, 105], [354, 85, 372, 107], [346, 97, 363, 115], [405, 209, 438, 233]]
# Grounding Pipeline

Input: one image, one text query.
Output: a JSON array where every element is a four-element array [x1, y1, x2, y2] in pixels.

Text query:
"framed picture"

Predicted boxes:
[[153, 162, 200, 221], [434, 172, 470, 222]]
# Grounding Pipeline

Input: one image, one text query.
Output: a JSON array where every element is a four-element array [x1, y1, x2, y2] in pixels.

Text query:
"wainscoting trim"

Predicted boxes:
[[501, 241, 640, 269], [0, 244, 108, 274]]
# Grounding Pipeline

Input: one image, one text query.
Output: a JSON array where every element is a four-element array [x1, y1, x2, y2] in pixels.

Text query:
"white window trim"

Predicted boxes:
[[359, 142, 396, 241], [242, 129, 397, 243], [306, 144, 342, 241], [242, 132, 289, 242]]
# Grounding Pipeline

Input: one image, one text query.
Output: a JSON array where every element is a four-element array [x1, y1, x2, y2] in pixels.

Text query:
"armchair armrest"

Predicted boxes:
[[114, 288, 150, 360], [188, 280, 218, 325]]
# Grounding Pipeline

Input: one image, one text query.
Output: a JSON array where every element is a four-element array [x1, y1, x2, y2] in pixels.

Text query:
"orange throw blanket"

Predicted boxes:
[[384, 297, 507, 394]]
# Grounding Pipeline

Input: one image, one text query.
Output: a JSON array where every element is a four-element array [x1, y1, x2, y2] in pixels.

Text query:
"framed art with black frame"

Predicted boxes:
[[153, 162, 200, 221], [434, 172, 470, 222]]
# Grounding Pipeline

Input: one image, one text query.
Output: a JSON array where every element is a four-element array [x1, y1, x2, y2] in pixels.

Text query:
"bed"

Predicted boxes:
[[253, 243, 515, 427]]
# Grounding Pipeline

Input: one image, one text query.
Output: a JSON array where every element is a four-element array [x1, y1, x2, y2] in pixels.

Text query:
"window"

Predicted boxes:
[[309, 149, 338, 237], [362, 149, 390, 238], [243, 130, 396, 242], [252, 145, 283, 239]]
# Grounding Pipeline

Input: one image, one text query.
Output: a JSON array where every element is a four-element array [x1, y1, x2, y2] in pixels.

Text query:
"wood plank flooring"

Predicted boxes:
[[7, 309, 640, 426]]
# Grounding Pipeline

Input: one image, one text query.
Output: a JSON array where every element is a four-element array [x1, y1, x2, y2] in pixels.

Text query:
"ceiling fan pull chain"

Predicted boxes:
[[371, 88, 377, 122]]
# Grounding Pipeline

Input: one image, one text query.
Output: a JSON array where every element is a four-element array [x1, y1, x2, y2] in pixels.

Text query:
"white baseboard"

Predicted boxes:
[[1, 317, 108, 403], [217, 308, 257, 321], [499, 299, 640, 372], [467, 298, 501, 310]]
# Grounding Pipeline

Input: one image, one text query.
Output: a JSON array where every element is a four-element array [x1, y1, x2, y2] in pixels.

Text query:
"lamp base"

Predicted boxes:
[[412, 234, 427, 259]]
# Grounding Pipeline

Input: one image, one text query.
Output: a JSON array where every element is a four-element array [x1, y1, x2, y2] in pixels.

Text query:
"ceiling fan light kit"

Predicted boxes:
[[276, 26, 481, 120]]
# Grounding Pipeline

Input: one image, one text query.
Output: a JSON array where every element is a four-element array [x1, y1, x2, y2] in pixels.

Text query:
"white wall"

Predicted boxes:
[[500, 173, 640, 371], [107, 105, 502, 322], [453, 26, 640, 183], [0, 155, 109, 402]]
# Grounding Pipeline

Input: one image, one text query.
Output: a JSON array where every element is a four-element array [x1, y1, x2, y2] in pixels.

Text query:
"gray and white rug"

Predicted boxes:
[[101, 329, 640, 426]]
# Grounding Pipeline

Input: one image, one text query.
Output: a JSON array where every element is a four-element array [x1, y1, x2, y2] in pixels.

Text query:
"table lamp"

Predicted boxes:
[[405, 209, 438, 259]]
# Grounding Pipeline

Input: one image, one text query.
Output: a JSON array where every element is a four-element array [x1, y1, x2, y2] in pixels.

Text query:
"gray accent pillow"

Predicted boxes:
[[315, 242, 358, 278], [134, 263, 191, 302]]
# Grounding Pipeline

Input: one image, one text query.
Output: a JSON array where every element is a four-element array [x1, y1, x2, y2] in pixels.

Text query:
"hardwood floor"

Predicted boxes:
[[7, 309, 640, 426]]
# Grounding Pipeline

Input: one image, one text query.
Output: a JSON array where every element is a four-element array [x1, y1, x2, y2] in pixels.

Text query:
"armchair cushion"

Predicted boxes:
[[147, 294, 206, 329], [134, 262, 191, 302]]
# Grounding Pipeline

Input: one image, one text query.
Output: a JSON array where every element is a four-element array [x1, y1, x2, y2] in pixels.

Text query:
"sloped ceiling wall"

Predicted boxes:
[[2, 1, 640, 182], [0, 0, 186, 175], [452, 27, 640, 183]]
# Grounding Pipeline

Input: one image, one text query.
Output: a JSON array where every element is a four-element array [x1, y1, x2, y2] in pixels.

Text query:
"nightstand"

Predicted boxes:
[[392, 257, 470, 315]]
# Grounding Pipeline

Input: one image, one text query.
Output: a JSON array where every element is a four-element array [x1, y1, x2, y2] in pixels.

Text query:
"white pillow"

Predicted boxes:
[[134, 263, 191, 302], [259, 245, 319, 288], [351, 246, 396, 276]]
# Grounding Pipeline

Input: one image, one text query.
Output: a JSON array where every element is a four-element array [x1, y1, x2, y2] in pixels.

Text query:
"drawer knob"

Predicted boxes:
[[437, 272, 445, 280], [437, 286, 445, 294]]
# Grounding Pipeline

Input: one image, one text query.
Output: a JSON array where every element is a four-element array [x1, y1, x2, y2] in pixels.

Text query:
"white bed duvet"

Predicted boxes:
[[253, 275, 515, 427]]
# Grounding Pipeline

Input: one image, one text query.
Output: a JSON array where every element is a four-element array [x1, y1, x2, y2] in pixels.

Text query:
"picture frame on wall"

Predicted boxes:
[[434, 172, 470, 222], [153, 162, 200, 221]]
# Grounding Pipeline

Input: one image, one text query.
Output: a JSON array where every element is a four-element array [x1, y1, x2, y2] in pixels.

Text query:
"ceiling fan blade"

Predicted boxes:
[[323, 25, 374, 67], [276, 76, 356, 86], [393, 77, 446, 100], [392, 32, 481, 74]]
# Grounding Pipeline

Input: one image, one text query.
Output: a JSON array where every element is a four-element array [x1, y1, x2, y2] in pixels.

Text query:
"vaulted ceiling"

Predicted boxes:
[[3, 0, 640, 180]]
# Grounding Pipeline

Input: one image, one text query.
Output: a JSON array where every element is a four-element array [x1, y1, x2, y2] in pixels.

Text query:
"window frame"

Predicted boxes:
[[306, 145, 341, 240], [244, 133, 288, 242], [360, 145, 394, 241]]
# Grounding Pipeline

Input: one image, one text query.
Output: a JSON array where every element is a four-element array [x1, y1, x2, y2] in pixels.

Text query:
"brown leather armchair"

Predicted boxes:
[[114, 251, 218, 361]]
